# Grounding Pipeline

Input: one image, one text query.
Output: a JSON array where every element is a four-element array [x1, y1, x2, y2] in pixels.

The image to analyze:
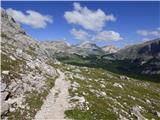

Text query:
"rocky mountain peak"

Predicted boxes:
[[49, 40, 71, 46], [102, 45, 119, 53], [77, 41, 101, 50]]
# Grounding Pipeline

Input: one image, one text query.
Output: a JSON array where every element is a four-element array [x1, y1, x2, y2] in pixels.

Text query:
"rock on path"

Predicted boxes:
[[34, 69, 71, 120]]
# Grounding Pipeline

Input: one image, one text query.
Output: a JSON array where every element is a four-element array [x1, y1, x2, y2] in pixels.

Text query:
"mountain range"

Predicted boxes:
[[1, 8, 160, 120]]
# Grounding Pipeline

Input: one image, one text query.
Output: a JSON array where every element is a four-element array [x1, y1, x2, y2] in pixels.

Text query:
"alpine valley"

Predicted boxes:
[[1, 8, 160, 120]]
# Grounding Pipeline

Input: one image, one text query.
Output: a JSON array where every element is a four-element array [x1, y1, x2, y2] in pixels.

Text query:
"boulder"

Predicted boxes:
[[1, 92, 9, 101], [1, 83, 7, 92], [9, 55, 16, 61], [113, 83, 123, 88], [2, 71, 9, 75], [1, 92, 10, 116], [130, 106, 146, 120], [120, 75, 130, 80], [155, 111, 160, 118]]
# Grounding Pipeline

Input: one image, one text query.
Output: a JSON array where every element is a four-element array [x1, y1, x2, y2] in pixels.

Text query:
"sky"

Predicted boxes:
[[2, 1, 160, 48]]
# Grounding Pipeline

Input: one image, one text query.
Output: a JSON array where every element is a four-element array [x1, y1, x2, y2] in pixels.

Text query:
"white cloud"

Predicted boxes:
[[95, 30, 123, 41], [137, 29, 160, 37], [71, 28, 123, 42], [64, 2, 116, 31], [6, 8, 53, 29], [137, 30, 148, 36], [142, 38, 150, 42], [71, 28, 90, 41]]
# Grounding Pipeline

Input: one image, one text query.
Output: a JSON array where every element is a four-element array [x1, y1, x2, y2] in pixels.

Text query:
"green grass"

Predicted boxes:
[[65, 108, 117, 120], [1, 33, 8, 38], [8, 110, 26, 120], [60, 64, 160, 120], [1, 54, 26, 71], [46, 77, 57, 89], [1, 32, 12, 39], [25, 90, 48, 117], [64, 68, 119, 119], [25, 49, 37, 58]]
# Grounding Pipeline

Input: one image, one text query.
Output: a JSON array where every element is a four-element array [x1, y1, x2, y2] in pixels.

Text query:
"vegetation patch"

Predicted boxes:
[[1, 54, 26, 71], [61, 64, 160, 120]]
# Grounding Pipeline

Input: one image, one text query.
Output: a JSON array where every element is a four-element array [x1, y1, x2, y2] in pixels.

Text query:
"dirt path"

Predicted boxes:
[[34, 69, 70, 120]]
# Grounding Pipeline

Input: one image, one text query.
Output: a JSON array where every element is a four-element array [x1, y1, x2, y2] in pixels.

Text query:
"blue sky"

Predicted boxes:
[[2, 1, 160, 48]]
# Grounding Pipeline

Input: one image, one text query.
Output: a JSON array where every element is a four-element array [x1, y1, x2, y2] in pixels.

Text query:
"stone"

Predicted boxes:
[[1, 92, 10, 116], [130, 106, 146, 120], [1, 102, 9, 116], [100, 84, 105, 88], [6, 96, 25, 109], [119, 114, 128, 120], [1, 92, 9, 101], [1, 83, 7, 92], [128, 95, 136, 100], [16, 49, 23, 54], [113, 83, 123, 88], [9, 55, 16, 61], [155, 111, 160, 117], [2, 71, 9, 75], [100, 91, 106, 96], [9, 107, 16, 112], [72, 96, 85, 103], [120, 75, 130, 80], [145, 99, 151, 104], [71, 82, 80, 88]]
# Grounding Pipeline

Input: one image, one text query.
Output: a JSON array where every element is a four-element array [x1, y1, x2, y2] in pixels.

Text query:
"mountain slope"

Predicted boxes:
[[1, 8, 58, 119], [113, 39, 160, 75], [115, 39, 160, 60]]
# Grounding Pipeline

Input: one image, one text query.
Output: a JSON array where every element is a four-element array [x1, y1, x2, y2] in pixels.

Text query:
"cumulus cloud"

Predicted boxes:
[[95, 30, 123, 41], [142, 38, 150, 42], [6, 8, 53, 29], [64, 2, 116, 31], [137, 29, 160, 37], [71, 28, 90, 41], [71, 28, 123, 41], [137, 30, 148, 36]]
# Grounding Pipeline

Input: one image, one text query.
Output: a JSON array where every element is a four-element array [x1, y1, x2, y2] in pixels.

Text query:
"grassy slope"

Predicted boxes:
[[57, 55, 160, 82], [54, 63, 160, 120]]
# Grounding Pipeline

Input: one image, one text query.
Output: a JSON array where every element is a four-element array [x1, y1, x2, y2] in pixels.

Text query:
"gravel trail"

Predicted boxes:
[[34, 69, 70, 120]]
